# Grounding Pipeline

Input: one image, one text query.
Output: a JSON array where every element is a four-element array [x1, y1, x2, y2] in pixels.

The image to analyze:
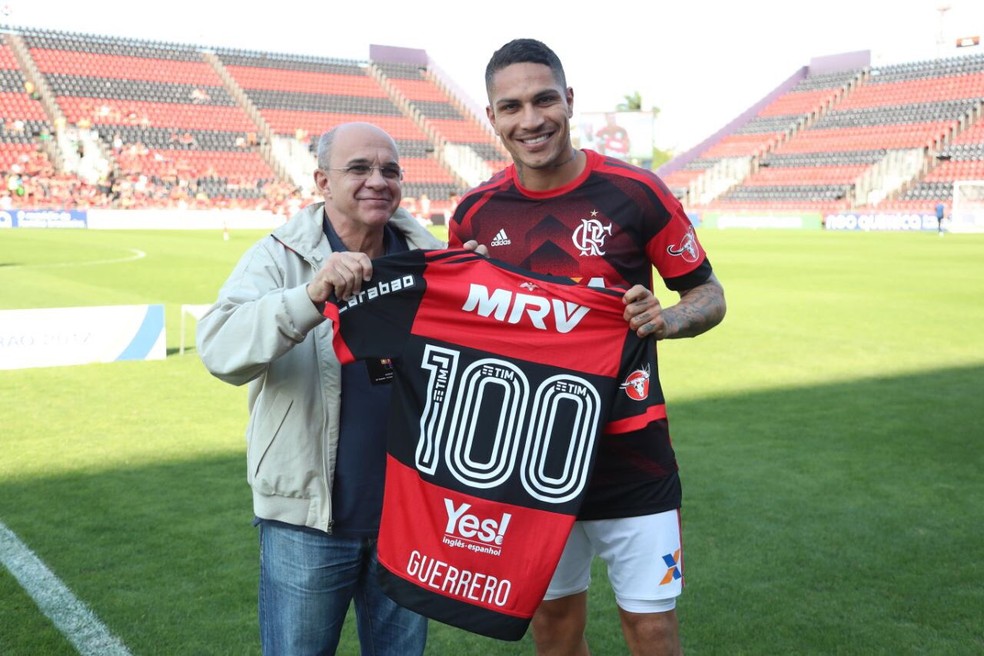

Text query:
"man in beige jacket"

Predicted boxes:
[[199, 122, 473, 655]]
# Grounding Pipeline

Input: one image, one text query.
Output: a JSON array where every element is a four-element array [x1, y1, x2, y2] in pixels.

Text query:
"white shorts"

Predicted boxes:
[[544, 509, 683, 613]]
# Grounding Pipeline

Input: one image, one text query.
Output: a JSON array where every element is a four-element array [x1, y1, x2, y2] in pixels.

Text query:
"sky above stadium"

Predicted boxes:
[[5, 0, 984, 152]]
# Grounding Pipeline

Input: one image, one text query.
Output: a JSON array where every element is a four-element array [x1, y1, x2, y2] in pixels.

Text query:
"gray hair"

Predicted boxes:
[[316, 129, 336, 171]]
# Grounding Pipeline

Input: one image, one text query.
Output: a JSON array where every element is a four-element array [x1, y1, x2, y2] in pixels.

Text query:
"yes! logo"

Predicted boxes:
[[444, 499, 512, 546]]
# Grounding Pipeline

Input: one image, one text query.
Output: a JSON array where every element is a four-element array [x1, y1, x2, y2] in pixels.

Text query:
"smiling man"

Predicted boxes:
[[448, 39, 727, 656], [198, 122, 443, 655]]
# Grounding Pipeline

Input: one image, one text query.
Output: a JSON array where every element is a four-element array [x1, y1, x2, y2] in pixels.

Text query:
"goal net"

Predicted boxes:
[[949, 180, 984, 233]]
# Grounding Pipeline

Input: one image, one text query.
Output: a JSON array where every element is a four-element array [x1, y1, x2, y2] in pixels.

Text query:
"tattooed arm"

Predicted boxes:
[[623, 274, 726, 340]]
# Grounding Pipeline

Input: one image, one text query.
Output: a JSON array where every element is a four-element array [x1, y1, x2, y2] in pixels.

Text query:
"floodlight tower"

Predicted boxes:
[[936, 4, 952, 58]]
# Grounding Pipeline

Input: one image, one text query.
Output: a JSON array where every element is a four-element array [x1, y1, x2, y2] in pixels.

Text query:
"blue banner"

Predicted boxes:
[[824, 213, 937, 231], [9, 209, 88, 229]]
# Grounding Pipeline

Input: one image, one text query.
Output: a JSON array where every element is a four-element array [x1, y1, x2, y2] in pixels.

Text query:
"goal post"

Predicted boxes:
[[949, 180, 984, 233], [179, 304, 213, 355]]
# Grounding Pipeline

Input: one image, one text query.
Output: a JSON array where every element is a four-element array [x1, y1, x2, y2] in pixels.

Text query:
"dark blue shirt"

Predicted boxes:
[[324, 215, 409, 536]]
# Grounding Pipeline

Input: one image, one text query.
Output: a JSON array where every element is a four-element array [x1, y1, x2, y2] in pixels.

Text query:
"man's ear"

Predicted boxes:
[[314, 169, 331, 198]]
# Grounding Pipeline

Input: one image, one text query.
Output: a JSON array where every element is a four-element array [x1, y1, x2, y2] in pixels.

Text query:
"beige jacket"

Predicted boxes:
[[197, 203, 443, 532]]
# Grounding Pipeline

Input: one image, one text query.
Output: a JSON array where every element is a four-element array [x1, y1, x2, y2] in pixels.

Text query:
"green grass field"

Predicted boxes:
[[2, 227, 982, 655]]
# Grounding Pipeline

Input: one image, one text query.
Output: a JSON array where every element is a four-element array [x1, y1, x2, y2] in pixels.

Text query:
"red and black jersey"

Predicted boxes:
[[324, 249, 658, 641], [449, 149, 710, 292], [448, 149, 709, 519]]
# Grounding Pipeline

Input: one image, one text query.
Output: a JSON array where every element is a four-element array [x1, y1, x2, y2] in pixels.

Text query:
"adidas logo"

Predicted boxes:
[[490, 229, 511, 247]]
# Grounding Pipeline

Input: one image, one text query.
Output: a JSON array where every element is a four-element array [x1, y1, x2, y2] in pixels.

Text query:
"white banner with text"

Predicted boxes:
[[0, 305, 166, 370]]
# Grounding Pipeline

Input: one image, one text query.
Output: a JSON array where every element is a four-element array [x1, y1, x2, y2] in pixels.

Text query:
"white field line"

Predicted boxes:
[[8, 248, 147, 269], [0, 519, 132, 656]]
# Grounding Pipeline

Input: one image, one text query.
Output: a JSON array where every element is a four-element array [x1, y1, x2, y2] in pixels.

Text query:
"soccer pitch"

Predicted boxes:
[[1, 227, 982, 655]]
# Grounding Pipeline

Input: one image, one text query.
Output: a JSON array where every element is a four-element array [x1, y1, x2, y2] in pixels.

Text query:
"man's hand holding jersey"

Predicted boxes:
[[623, 275, 726, 340], [307, 251, 373, 305], [308, 240, 488, 307]]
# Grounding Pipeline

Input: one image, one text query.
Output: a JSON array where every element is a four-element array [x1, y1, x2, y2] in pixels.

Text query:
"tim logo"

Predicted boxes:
[[660, 549, 682, 585], [572, 217, 613, 256], [666, 227, 700, 264], [445, 499, 512, 546], [462, 283, 590, 334], [620, 364, 650, 401]]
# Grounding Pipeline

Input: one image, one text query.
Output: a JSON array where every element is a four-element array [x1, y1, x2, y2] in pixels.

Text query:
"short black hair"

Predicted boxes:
[[485, 38, 567, 98]]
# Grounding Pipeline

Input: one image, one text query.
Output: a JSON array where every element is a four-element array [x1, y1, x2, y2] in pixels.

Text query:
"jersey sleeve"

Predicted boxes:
[[644, 187, 714, 292], [448, 197, 478, 249], [593, 154, 713, 293], [447, 217, 466, 248]]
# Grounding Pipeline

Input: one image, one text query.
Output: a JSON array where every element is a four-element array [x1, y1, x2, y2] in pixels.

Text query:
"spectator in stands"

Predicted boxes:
[[6, 172, 23, 194], [189, 87, 211, 104], [23, 80, 40, 100], [417, 192, 431, 224], [449, 38, 726, 656], [401, 194, 418, 217], [198, 121, 482, 656], [443, 191, 460, 223]]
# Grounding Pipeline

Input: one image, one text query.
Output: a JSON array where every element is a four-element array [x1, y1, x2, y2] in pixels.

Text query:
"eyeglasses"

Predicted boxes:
[[326, 164, 404, 180]]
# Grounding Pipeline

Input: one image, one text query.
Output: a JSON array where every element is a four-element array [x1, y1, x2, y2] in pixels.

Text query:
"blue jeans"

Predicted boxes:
[[258, 520, 427, 656]]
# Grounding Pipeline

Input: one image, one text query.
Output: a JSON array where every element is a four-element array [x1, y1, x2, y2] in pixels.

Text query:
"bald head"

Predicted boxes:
[[317, 122, 399, 171]]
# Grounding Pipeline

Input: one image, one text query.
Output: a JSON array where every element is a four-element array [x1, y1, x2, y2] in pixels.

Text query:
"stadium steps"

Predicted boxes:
[[200, 50, 287, 182], [666, 50, 984, 214], [1, 32, 62, 170], [365, 58, 469, 192]]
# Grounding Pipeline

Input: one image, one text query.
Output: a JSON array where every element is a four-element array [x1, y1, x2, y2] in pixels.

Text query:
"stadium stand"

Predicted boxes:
[[374, 59, 509, 178], [210, 44, 498, 210], [2, 23, 983, 221], [0, 32, 60, 208], [0, 26, 500, 217], [660, 65, 863, 209], [18, 27, 293, 210], [661, 50, 984, 216]]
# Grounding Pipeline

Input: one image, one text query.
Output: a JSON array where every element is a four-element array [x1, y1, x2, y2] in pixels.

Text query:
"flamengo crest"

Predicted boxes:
[[572, 214, 613, 256]]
